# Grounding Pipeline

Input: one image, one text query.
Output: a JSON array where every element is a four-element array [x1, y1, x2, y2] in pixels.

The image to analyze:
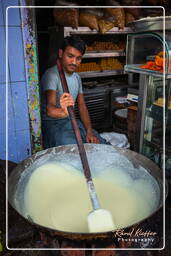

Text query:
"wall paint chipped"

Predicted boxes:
[[20, 1, 42, 153]]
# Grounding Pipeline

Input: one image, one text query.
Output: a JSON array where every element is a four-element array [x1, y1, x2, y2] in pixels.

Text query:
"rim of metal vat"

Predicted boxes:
[[8, 144, 168, 241]]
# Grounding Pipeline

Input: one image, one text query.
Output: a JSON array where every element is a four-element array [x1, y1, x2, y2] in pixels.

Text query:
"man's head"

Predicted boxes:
[[58, 35, 86, 74]]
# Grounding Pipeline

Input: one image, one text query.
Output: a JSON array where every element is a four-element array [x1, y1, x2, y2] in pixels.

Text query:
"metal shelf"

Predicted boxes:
[[78, 70, 124, 78], [84, 50, 125, 58], [124, 64, 171, 79], [64, 27, 132, 36]]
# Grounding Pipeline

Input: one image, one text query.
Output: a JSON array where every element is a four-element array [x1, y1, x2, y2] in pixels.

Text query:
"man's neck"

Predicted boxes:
[[63, 69, 74, 76]]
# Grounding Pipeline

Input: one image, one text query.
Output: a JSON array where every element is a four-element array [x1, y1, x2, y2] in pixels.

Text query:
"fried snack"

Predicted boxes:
[[79, 12, 99, 31], [104, 8, 125, 29], [76, 62, 101, 72], [99, 58, 123, 70], [140, 55, 165, 72], [157, 51, 165, 57], [53, 8, 79, 28], [155, 56, 164, 67], [98, 18, 115, 34], [76, 58, 123, 72], [86, 41, 120, 51]]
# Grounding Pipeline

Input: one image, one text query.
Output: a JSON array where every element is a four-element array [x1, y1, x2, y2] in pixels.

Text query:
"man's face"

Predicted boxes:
[[59, 46, 83, 74]]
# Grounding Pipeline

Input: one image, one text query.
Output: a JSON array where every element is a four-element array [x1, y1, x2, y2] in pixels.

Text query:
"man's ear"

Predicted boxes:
[[58, 49, 63, 58]]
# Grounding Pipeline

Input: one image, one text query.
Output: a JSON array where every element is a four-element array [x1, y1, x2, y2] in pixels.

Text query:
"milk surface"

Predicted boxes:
[[24, 162, 157, 233]]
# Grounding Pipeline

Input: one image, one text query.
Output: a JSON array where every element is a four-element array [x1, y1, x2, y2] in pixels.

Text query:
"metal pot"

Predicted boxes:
[[8, 144, 167, 241]]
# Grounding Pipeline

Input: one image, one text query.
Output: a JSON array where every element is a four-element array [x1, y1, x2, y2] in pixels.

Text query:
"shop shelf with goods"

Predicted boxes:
[[47, 26, 130, 78], [63, 26, 130, 79], [124, 30, 171, 174]]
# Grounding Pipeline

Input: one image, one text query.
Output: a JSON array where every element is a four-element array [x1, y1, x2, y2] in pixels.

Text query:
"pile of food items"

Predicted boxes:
[[52, 0, 169, 33], [86, 41, 123, 51], [53, 0, 141, 33], [140, 51, 166, 72], [100, 58, 123, 70], [76, 58, 123, 72], [76, 62, 101, 72]]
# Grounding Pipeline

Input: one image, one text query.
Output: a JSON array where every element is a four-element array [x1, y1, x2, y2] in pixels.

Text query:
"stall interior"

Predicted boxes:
[[34, 1, 140, 143], [34, 0, 171, 154]]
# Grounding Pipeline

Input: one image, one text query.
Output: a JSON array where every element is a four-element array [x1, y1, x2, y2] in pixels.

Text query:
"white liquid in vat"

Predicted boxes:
[[24, 162, 157, 233]]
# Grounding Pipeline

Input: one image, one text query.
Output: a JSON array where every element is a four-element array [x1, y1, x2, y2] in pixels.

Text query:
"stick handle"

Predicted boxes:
[[56, 59, 100, 210]]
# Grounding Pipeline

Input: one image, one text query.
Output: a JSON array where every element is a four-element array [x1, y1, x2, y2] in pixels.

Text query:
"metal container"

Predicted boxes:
[[128, 16, 171, 32], [113, 108, 128, 131], [8, 144, 167, 242]]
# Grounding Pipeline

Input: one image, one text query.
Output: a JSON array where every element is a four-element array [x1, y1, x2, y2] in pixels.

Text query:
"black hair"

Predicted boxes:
[[60, 35, 86, 55]]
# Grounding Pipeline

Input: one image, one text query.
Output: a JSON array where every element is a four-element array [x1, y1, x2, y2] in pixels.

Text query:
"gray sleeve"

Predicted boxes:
[[76, 74, 83, 94], [41, 69, 59, 92]]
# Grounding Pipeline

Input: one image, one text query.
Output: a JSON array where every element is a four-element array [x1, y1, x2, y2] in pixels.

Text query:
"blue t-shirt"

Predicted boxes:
[[41, 65, 83, 120]]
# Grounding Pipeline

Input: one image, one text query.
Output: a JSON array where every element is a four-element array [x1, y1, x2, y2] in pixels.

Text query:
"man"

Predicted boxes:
[[41, 35, 107, 148]]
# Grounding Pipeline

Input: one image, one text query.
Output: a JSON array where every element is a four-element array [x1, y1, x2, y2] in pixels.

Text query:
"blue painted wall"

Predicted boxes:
[[0, 0, 31, 163]]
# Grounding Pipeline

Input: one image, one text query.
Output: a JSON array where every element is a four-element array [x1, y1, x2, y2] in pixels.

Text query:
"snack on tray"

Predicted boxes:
[[86, 41, 121, 51], [100, 58, 123, 70], [140, 52, 166, 72], [76, 58, 123, 72], [76, 62, 101, 72]]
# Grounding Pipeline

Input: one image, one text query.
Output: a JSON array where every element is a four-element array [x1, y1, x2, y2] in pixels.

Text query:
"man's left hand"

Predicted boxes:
[[86, 130, 100, 144]]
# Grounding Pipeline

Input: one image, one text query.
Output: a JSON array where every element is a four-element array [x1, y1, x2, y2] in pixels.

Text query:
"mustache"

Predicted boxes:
[[68, 64, 77, 68]]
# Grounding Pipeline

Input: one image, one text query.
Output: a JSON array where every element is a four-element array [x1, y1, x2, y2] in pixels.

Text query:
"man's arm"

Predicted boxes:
[[45, 90, 74, 118], [77, 93, 99, 143]]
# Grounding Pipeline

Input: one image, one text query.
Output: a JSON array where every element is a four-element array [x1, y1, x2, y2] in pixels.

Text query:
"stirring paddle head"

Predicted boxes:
[[88, 208, 116, 233]]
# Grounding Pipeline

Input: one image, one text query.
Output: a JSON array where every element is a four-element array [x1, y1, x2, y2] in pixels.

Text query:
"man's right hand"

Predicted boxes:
[[60, 93, 74, 116]]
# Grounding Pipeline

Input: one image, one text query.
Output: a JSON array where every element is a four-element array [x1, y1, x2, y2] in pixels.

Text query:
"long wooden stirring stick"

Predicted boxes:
[[56, 58, 116, 232]]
